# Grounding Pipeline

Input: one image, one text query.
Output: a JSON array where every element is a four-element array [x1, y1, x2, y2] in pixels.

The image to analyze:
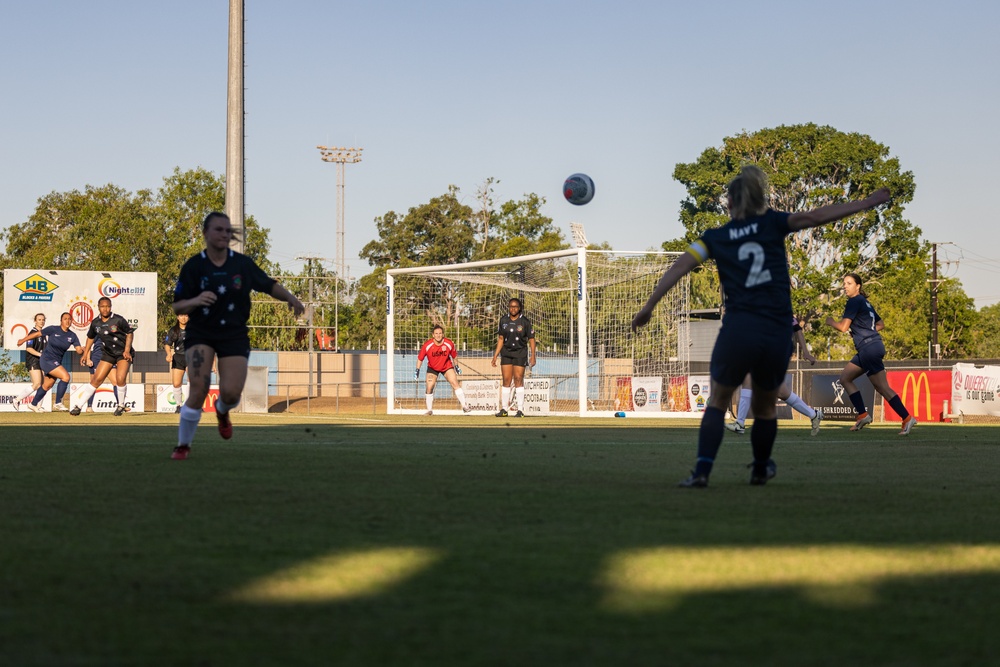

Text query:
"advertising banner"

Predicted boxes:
[[155, 384, 221, 413], [950, 363, 1000, 417], [68, 383, 145, 413], [521, 378, 551, 415], [0, 382, 51, 412], [614, 377, 633, 411], [811, 374, 875, 422], [4, 269, 158, 351], [885, 370, 951, 422], [688, 375, 711, 412], [632, 376, 663, 412], [461, 379, 502, 413]]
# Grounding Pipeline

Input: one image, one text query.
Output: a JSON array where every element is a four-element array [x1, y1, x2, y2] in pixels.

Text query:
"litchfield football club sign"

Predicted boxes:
[[4, 269, 159, 351]]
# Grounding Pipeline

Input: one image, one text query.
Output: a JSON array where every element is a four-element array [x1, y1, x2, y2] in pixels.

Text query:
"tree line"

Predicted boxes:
[[2, 124, 999, 360]]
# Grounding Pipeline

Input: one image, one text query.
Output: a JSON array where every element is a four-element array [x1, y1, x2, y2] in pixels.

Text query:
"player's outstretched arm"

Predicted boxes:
[[270, 283, 305, 318], [787, 189, 890, 231]]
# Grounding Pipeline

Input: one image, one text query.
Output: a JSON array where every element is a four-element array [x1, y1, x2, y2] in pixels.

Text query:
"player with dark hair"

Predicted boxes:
[[726, 316, 824, 436], [491, 297, 536, 417], [69, 297, 135, 416], [825, 273, 915, 435], [415, 324, 470, 415], [12, 313, 48, 410], [17, 312, 83, 413], [170, 211, 304, 460], [632, 165, 890, 487], [164, 314, 189, 413]]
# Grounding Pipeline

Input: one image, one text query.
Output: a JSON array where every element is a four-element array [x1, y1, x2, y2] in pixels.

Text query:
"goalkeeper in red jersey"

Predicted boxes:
[[416, 325, 471, 415]]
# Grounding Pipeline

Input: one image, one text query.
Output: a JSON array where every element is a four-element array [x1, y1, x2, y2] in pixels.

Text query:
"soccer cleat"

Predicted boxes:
[[513, 410, 524, 418], [462, 405, 473, 414], [12, 399, 20, 412], [678, 471, 709, 488], [810, 407, 824, 436], [174, 406, 182, 414], [850, 412, 873, 431], [54, 403, 69, 412], [749, 459, 778, 485], [217, 410, 233, 439], [69, 406, 81, 416], [171, 445, 190, 460], [86, 406, 95, 413], [495, 409, 508, 418], [113, 406, 125, 417], [725, 421, 746, 434], [899, 416, 917, 436], [25, 403, 42, 413], [424, 410, 433, 416]]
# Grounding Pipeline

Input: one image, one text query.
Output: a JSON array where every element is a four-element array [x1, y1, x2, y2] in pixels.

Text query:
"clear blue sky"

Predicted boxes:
[[2, 1, 998, 307]]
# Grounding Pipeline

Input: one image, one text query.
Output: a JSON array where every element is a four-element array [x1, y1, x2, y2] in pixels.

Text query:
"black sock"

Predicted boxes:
[[694, 407, 725, 476]]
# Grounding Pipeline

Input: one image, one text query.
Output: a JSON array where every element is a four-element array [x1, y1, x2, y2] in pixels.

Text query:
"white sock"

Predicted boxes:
[[785, 391, 816, 418], [178, 405, 203, 445], [737, 388, 752, 425], [118, 384, 128, 406], [514, 387, 525, 412], [72, 384, 97, 411], [173, 386, 184, 405], [455, 388, 466, 408], [425, 393, 434, 411], [17, 385, 38, 402], [501, 387, 511, 411]]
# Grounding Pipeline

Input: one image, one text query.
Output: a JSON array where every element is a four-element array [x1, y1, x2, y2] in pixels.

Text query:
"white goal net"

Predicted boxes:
[[386, 249, 695, 416]]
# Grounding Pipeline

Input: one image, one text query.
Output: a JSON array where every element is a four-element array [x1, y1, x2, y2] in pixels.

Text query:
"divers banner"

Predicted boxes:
[[4, 269, 158, 351], [885, 370, 951, 423], [950, 363, 1000, 417]]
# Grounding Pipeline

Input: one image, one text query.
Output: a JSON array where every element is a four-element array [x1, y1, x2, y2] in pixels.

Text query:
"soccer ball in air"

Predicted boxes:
[[563, 173, 595, 206]]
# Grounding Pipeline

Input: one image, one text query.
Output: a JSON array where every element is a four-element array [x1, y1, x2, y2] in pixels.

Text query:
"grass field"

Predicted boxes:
[[2, 412, 999, 666]]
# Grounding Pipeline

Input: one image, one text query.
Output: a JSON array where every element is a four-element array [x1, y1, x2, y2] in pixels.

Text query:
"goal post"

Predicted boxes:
[[386, 249, 698, 417]]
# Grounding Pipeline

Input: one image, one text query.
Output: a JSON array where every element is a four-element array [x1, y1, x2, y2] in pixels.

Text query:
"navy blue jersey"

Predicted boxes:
[[173, 249, 276, 339], [497, 315, 534, 351], [695, 209, 793, 326], [86, 313, 134, 356], [39, 326, 81, 366], [842, 294, 882, 349]]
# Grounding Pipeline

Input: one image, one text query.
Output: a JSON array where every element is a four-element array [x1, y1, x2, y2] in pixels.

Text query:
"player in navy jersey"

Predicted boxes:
[[17, 312, 83, 413], [491, 298, 536, 417], [69, 297, 135, 416], [169, 212, 304, 460], [825, 273, 915, 435], [164, 314, 189, 413], [12, 313, 48, 411], [416, 324, 471, 414], [632, 165, 890, 487]]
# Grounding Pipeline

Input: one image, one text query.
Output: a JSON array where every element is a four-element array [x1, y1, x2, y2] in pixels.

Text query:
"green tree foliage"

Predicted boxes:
[[0, 168, 275, 345], [352, 182, 568, 349], [970, 303, 1000, 358], [672, 124, 922, 321]]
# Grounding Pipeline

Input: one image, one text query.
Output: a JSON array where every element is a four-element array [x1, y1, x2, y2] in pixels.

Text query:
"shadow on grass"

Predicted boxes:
[[2, 423, 1000, 666]]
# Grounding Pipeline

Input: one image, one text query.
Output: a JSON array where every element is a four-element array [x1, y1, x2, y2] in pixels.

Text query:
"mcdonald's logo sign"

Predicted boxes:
[[901, 372, 932, 421], [887, 370, 950, 423]]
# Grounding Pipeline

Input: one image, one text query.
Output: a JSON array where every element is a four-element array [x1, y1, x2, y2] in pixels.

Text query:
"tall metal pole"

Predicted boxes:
[[931, 242, 939, 360], [317, 146, 363, 351], [226, 0, 245, 252]]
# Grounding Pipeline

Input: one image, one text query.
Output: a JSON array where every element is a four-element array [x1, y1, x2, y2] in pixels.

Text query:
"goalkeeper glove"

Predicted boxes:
[[414, 368, 420, 380], [454, 365, 462, 375]]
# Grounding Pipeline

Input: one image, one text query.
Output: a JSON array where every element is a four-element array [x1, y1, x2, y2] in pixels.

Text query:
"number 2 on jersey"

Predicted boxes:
[[738, 242, 772, 288]]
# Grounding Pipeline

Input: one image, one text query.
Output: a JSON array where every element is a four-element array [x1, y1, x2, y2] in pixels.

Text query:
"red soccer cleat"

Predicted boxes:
[[217, 410, 233, 440], [171, 445, 190, 460]]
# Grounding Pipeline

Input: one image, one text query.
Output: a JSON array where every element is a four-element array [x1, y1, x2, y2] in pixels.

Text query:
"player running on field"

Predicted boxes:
[[17, 313, 83, 413], [169, 212, 304, 460], [824, 272, 915, 436], [69, 297, 135, 416], [415, 324, 471, 415], [632, 165, 890, 487], [164, 314, 190, 413]]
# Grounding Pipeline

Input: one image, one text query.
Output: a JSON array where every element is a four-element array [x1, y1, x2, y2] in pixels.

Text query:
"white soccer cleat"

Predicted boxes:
[[25, 403, 42, 413], [810, 407, 823, 436], [54, 404, 69, 412]]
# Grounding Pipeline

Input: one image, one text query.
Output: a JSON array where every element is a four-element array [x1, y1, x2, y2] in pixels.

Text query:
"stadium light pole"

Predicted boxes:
[[226, 0, 245, 253], [317, 146, 363, 351]]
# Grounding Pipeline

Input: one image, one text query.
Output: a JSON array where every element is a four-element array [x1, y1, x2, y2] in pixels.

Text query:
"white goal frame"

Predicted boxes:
[[386, 248, 699, 417]]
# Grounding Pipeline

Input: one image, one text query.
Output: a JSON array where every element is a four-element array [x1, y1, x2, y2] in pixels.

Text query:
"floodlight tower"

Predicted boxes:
[[317, 146, 363, 349], [226, 0, 245, 252], [570, 222, 589, 249]]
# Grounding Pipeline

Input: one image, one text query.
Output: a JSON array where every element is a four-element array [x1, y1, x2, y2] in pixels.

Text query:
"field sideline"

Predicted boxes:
[[2, 414, 999, 666]]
